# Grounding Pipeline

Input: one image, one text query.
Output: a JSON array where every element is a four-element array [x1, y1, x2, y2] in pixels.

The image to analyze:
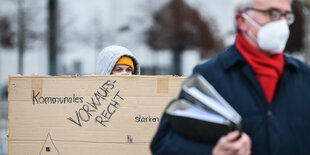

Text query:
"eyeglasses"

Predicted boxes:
[[243, 8, 295, 25]]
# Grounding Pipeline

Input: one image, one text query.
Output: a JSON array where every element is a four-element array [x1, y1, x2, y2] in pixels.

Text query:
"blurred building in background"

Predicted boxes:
[[0, 0, 236, 84], [0, 0, 308, 81], [0, 0, 309, 154], [0, 0, 307, 83]]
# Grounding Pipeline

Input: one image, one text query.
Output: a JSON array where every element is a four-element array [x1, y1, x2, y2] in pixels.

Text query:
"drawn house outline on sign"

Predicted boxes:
[[39, 132, 60, 155]]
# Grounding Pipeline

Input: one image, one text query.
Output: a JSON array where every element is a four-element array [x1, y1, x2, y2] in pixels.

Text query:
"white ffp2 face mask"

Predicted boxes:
[[112, 71, 131, 75], [242, 13, 290, 54]]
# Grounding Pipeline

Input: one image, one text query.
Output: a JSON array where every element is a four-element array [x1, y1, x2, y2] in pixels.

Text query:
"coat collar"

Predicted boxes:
[[219, 45, 299, 72]]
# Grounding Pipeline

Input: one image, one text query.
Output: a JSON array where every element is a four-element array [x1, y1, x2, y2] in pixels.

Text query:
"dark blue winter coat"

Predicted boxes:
[[150, 45, 310, 155]]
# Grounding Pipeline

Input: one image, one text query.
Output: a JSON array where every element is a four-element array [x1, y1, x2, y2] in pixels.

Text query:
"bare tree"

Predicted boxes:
[[303, 0, 310, 64], [146, 0, 224, 75], [285, 1, 306, 53], [15, 0, 44, 74], [0, 17, 14, 48]]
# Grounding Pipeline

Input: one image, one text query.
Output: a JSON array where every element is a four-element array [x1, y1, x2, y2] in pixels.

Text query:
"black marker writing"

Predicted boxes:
[[68, 80, 124, 127], [135, 115, 160, 123], [33, 90, 83, 105]]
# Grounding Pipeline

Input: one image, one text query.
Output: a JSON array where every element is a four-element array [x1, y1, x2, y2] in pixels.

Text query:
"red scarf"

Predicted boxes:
[[235, 33, 284, 104]]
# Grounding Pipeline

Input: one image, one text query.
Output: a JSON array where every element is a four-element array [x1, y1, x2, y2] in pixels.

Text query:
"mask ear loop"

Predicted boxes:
[[242, 13, 261, 28], [241, 13, 261, 43]]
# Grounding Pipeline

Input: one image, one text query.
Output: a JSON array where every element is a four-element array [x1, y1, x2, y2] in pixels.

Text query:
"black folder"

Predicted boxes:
[[165, 74, 242, 144]]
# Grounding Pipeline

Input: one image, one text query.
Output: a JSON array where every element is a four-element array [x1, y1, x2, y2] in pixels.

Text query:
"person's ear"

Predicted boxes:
[[236, 13, 248, 32]]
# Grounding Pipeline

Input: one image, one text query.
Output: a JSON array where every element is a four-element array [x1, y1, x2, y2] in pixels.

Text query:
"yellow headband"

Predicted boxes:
[[115, 56, 134, 73]]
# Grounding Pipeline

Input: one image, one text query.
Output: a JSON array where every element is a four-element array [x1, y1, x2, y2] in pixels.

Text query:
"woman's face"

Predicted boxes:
[[111, 65, 133, 75]]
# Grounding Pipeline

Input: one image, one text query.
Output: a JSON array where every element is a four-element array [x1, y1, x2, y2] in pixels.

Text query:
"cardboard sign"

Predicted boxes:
[[8, 75, 185, 155]]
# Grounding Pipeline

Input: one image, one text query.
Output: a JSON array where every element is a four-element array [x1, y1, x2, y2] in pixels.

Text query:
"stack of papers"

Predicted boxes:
[[165, 74, 242, 144]]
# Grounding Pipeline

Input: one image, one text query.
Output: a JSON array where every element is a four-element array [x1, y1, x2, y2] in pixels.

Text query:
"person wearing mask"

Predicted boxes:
[[96, 45, 140, 75], [151, 0, 310, 154]]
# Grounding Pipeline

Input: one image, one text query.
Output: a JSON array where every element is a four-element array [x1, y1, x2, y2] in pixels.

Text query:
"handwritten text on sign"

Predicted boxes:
[[31, 80, 124, 127], [33, 91, 84, 104], [67, 80, 124, 127]]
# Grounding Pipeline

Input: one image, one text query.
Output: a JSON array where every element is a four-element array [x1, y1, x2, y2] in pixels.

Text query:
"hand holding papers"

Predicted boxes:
[[165, 74, 242, 144]]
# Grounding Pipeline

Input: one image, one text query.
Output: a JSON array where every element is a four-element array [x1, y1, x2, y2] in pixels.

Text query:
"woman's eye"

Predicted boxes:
[[114, 68, 122, 72]]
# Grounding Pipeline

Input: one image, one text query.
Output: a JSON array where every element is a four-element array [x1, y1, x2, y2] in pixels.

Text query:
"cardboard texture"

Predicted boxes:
[[8, 75, 185, 155]]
